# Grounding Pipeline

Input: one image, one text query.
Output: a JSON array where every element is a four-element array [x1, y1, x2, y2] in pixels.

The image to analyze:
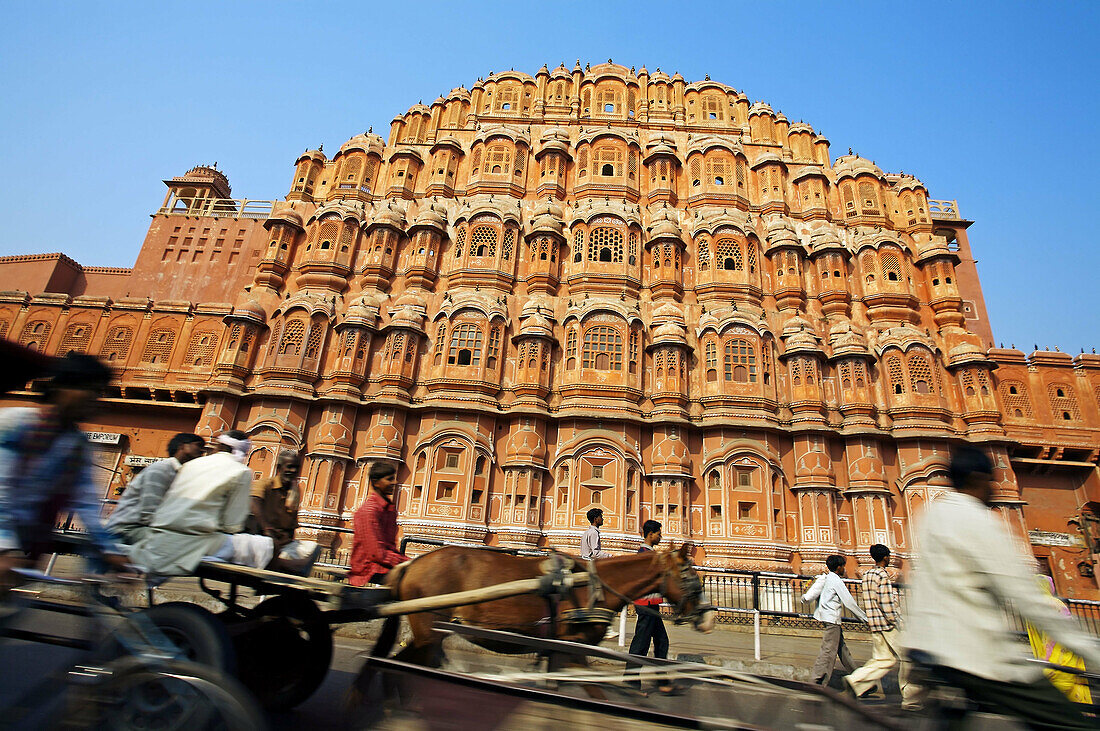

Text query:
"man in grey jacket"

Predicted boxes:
[[107, 433, 204, 545]]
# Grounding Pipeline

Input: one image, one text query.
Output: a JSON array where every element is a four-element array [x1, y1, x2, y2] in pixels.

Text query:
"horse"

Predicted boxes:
[[374, 544, 715, 668]]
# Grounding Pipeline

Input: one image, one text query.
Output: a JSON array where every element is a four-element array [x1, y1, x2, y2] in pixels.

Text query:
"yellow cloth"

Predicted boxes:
[[1026, 576, 1092, 704]]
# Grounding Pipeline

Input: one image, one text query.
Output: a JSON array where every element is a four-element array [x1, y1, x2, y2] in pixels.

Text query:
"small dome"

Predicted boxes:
[[833, 154, 885, 182], [748, 101, 774, 117], [265, 202, 305, 230], [788, 122, 814, 135], [648, 207, 682, 241], [411, 203, 447, 231], [652, 320, 688, 345], [369, 200, 407, 230], [505, 425, 547, 463], [232, 298, 266, 323], [296, 148, 327, 165]]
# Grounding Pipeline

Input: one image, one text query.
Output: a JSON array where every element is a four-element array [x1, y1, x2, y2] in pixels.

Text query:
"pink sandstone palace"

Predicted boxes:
[[1, 62, 1098, 597]]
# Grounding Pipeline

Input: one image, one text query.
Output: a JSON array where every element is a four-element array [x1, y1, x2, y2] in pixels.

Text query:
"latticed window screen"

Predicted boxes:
[[19, 320, 51, 348], [880, 251, 902, 282], [629, 330, 639, 372], [707, 157, 730, 186], [566, 329, 577, 365], [141, 329, 176, 364], [0, 320, 8, 339], [280, 321, 305, 356], [705, 341, 718, 379], [364, 157, 377, 184], [655, 349, 667, 379], [342, 331, 356, 357], [343, 157, 361, 181], [907, 352, 934, 394], [859, 182, 878, 213], [305, 324, 323, 359], [1047, 383, 1081, 421], [885, 354, 904, 393], [184, 331, 217, 367], [389, 332, 404, 362], [843, 185, 856, 216], [790, 358, 802, 385], [627, 151, 637, 179], [698, 238, 710, 270], [577, 148, 588, 177], [702, 95, 724, 120], [317, 221, 340, 250], [735, 160, 746, 189], [470, 147, 482, 172], [852, 361, 867, 387], [484, 144, 512, 175], [454, 226, 466, 258], [662, 242, 675, 269], [448, 323, 483, 366], [101, 326, 133, 361], [502, 229, 514, 260], [725, 339, 757, 382], [588, 227, 624, 262], [582, 326, 623, 370], [241, 328, 254, 353], [58, 323, 92, 354], [471, 225, 498, 257], [839, 361, 853, 389], [716, 238, 743, 271], [961, 369, 976, 396], [804, 358, 817, 384], [227, 324, 242, 351], [690, 157, 702, 184], [594, 147, 622, 177], [514, 148, 524, 177], [487, 325, 501, 363]]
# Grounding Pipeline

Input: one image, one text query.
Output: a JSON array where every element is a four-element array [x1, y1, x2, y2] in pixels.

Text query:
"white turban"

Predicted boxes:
[[216, 433, 251, 463]]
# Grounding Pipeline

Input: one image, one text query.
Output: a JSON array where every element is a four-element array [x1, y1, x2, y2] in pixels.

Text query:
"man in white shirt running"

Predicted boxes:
[[802, 554, 869, 686], [904, 445, 1100, 729]]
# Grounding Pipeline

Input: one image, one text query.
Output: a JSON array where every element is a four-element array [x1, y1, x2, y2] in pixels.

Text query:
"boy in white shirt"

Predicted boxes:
[[801, 554, 869, 686]]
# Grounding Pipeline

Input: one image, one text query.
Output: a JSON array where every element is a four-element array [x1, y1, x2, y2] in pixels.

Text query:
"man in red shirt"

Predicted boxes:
[[349, 462, 408, 587]]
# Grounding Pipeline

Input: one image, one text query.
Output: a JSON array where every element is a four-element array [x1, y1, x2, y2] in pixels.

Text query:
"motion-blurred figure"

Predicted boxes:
[[0, 352, 128, 593], [131, 429, 271, 576], [905, 445, 1100, 729], [106, 432, 204, 545], [1026, 574, 1093, 704]]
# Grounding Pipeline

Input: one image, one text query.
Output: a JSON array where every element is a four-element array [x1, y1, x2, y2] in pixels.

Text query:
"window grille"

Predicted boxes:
[[279, 321, 305, 356], [725, 339, 757, 382], [502, 228, 514, 260], [1047, 383, 1081, 421], [573, 230, 584, 262], [582, 326, 623, 370], [19, 320, 51, 347], [588, 227, 623, 263], [58, 323, 92, 354], [184, 331, 217, 367], [907, 352, 933, 394], [566, 328, 577, 368], [885, 354, 904, 394], [471, 225, 498, 258], [389, 332, 404, 363], [716, 238, 742, 271], [448, 323, 483, 366], [305, 324, 323, 359], [141, 329, 176, 364], [839, 361, 853, 390], [705, 340, 717, 381], [698, 237, 711, 271], [454, 226, 466, 259], [859, 182, 878, 213]]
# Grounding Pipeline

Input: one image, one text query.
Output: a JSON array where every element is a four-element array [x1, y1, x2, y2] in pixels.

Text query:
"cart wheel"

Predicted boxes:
[[109, 602, 237, 675], [233, 593, 332, 711]]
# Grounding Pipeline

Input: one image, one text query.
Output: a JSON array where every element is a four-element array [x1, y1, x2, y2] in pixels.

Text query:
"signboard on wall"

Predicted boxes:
[[1028, 530, 1084, 547], [85, 431, 122, 445], [124, 455, 161, 467]]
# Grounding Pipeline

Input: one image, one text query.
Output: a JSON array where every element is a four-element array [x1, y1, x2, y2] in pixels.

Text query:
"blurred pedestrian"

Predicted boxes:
[[802, 554, 869, 686], [107, 432, 204, 545], [1026, 575, 1092, 704], [626, 519, 675, 694], [0, 353, 129, 593], [844, 544, 919, 707], [904, 445, 1100, 729], [249, 449, 320, 575]]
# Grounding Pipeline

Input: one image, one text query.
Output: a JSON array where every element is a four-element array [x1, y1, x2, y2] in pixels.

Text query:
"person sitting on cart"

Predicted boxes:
[[348, 461, 408, 587], [131, 429, 274, 576], [0, 352, 129, 594], [248, 449, 321, 575], [106, 432, 204, 545]]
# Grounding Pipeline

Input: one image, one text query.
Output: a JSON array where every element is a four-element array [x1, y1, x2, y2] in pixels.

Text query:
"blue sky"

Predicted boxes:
[[1, 1, 1097, 351]]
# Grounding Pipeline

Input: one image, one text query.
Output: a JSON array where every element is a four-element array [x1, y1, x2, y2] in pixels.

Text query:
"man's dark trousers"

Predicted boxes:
[[627, 605, 669, 689]]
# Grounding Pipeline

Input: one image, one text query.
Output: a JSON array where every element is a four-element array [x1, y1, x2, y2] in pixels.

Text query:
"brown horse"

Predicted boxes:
[[378, 544, 715, 667]]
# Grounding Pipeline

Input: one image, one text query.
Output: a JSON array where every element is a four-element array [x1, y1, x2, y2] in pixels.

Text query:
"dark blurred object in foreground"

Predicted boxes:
[[0, 339, 55, 394]]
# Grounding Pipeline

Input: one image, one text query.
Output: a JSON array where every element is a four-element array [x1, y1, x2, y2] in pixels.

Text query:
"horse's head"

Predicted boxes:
[[659, 545, 716, 633]]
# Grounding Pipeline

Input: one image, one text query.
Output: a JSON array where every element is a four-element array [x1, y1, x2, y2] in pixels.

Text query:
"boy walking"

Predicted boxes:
[[627, 520, 674, 694], [579, 507, 611, 560], [802, 554, 869, 686], [845, 544, 918, 707]]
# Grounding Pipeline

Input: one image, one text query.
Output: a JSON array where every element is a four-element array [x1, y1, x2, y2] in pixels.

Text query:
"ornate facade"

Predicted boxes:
[[2, 62, 1098, 597]]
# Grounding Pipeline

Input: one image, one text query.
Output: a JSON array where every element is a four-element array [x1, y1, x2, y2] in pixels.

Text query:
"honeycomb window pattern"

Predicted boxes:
[[101, 326, 133, 362], [716, 238, 743, 271], [907, 352, 934, 394], [582, 326, 623, 370], [502, 228, 515, 260], [454, 226, 466, 259], [305, 324, 323, 359], [880, 251, 903, 282], [19, 320, 51, 348], [389, 332, 405, 362], [448, 323, 483, 366], [140, 329, 177, 364], [471, 225, 498, 258], [279, 321, 306, 356], [1047, 383, 1081, 421], [588, 227, 623, 263], [0, 321, 8, 339], [859, 182, 879, 213], [885, 354, 904, 394], [698, 238, 711, 271]]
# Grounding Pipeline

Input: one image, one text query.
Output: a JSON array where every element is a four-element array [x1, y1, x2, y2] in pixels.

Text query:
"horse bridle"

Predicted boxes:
[[657, 553, 714, 625]]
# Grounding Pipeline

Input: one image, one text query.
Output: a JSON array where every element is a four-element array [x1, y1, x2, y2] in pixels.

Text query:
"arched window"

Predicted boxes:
[[705, 341, 718, 382], [716, 238, 742, 271], [566, 328, 577, 369], [593, 146, 622, 178], [907, 351, 934, 394], [697, 237, 711, 271], [582, 326, 623, 370], [484, 143, 512, 175], [725, 339, 757, 382], [880, 250, 903, 283], [447, 323, 483, 366], [141, 328, 177, 364]]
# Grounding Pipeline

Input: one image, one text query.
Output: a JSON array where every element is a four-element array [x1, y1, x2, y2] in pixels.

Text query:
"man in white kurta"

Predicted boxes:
[[132, 432, 270, 576]]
